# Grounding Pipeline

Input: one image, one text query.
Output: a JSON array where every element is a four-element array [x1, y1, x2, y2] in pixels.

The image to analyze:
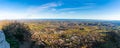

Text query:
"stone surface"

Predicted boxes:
[[0, 30, 10, 48]]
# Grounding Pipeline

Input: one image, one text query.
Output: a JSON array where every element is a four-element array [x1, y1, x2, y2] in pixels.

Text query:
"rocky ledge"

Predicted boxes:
[[0, 30, 10, 48]]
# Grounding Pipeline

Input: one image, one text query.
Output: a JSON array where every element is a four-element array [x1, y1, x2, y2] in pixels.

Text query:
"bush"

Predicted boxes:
[[2, 22, 31, 48]]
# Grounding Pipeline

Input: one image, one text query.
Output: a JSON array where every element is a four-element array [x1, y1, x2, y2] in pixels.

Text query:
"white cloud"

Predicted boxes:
[[0, 11, 28, 20], [27, 2, 62, 14], [0, 2, 63, 20], [59, 6, 94, 11], [55, 2, 97, 13]]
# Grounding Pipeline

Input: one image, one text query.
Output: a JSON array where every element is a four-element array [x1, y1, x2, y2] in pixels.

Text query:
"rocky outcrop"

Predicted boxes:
[[0, 30, 10, 48]]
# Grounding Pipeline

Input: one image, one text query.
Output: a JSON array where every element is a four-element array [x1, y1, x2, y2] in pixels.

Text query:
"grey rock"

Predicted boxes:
[[0, 30, 10, 48]]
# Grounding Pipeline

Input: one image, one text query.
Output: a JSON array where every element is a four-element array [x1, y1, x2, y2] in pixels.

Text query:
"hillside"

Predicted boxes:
[[0, 19, 120, 48]]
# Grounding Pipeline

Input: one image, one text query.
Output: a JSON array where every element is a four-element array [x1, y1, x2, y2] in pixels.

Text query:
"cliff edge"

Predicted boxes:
[[0, 30, 10, 48]]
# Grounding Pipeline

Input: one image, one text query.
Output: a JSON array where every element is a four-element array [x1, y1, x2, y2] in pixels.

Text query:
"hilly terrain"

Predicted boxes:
[[0, 19, 120, 48]]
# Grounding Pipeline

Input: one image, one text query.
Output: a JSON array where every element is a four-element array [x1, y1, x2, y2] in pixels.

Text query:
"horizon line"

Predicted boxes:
[[0, 18, 120, 21]]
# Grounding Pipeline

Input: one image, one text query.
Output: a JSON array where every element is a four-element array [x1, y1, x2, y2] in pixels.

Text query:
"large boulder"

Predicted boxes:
[[0, 30, 10, 48]]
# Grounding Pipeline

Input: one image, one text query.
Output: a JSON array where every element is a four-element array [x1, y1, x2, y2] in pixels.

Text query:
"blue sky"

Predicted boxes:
[[0, 0, 120, 20]]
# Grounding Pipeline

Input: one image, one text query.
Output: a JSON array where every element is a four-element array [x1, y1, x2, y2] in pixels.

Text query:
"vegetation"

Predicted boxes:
[[0, 20, 120, 48], [2, 22, 31, 48]]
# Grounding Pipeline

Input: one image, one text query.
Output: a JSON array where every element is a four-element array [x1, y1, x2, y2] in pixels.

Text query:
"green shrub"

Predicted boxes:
[[2, 22, 31, 48]]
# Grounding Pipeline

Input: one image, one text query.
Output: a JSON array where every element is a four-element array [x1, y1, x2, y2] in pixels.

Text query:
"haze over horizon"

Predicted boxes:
[[0, 0, 120, 20]]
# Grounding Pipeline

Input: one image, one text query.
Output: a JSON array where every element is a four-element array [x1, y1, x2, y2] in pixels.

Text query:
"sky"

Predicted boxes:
[[0, 0, 120, 20]]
